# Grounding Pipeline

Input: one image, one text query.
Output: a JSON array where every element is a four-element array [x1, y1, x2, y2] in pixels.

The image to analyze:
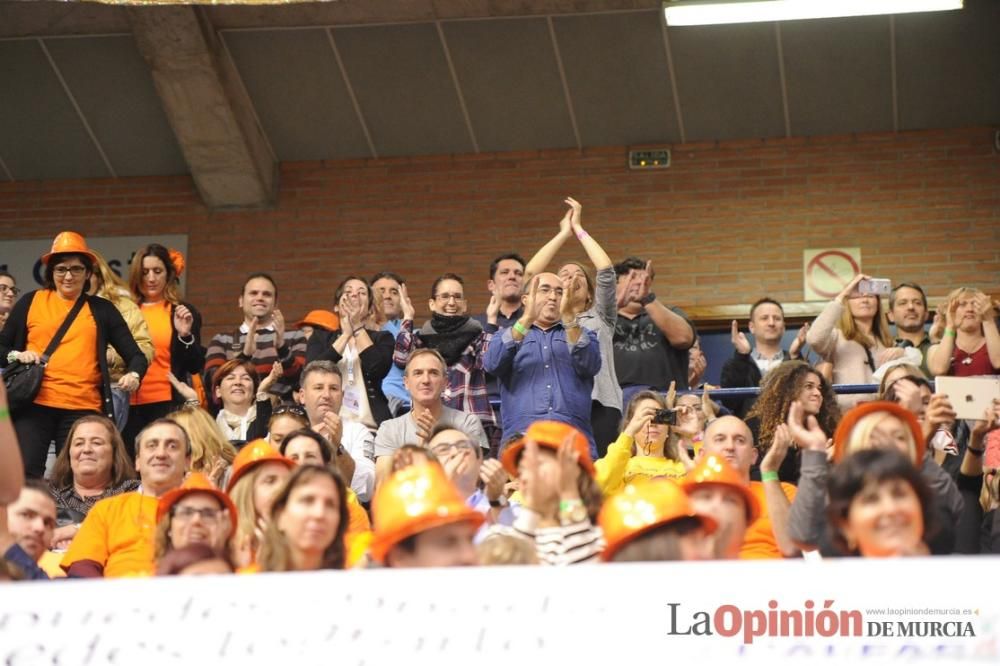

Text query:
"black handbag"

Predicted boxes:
[[4, 295, 87, 412]]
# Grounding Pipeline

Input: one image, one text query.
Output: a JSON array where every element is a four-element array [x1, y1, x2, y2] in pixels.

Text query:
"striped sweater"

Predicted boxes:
[[204, 325, 307, 400]]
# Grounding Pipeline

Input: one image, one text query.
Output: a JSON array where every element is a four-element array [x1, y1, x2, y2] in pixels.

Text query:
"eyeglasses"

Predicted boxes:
[[171, 506, 225, 523], [0, 285, 19, 296], [53, 266, 87, 278], [434, 293, 465, 303], [537, 285, 564, 298], [430, 440, 478, 457]]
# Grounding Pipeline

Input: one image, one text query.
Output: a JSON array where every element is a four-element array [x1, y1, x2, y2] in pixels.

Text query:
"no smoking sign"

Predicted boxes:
[[803, 248, 862, 301]]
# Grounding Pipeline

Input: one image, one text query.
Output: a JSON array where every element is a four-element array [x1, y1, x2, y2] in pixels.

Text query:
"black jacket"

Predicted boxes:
[[162, 300, 206, 404], [305, 328, 394, 426], [719, 350, 791, 418], [0, 290, 148, 420]]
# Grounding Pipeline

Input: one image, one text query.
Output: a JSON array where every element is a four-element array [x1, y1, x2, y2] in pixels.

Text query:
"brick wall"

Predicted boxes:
[[1, 126, 997, 338]]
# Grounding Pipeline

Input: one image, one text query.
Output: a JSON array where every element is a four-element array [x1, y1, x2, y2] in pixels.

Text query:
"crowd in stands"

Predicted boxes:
[[1, 200, 999, 581]]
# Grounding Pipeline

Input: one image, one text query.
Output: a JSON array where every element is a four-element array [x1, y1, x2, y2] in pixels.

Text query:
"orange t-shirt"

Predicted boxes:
[[61, 492, 158, 578], [28, 291, 101, 411], [133, 301, 172, 405], [740, 481, 797, 560]]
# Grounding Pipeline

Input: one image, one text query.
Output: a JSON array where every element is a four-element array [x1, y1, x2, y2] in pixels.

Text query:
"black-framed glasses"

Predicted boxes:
[[434, 293, 465, 303], [53, 266, 87, 277], [0, 285, 19, 296]]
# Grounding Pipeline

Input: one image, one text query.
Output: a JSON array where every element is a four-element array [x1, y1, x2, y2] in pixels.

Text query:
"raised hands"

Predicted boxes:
[[760, 423, 792, 474], [272, 308, 285, 349], [257, 361, 283, 396], [730, 320, 751, 354], [565, 197, 583, 235], [173, 304, 194, 339], [922, 394, 956, 442], [520, 276, 541, 327], [338, 292, 366, 336], [243, 315, 259, 357], [399, 283, 416, 322], [413, 407, 437, 447], [480, 458, 508, 504], [317, 411, 344, 447], [786, 400, 830, 452], [789, 322, 810, 359], [166, 372, 199, 403], [623, 400, 659, 438], [560, 274, 587, 321], [836, 273, 869, 304], [486, 281, 502, 323]]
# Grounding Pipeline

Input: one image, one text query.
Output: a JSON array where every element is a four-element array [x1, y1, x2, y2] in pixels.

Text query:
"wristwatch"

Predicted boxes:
[[639, 292, 657, 306], [488, 495, 508, 509]]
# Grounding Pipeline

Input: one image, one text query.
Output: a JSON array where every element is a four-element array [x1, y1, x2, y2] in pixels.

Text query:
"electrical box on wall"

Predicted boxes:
[[629, 149, 670, 170]]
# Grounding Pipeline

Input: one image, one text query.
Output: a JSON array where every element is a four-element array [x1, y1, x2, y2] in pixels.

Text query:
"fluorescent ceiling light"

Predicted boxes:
[[664, 0, 963, 26]]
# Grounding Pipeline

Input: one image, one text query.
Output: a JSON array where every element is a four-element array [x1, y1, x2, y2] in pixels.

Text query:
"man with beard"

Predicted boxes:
[[394, 273, 498, 455], [370, 272, 411, 417], [889, 283, 933, 376]]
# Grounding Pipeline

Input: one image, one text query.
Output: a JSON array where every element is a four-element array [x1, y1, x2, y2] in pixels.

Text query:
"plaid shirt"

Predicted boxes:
[[393, 320, 495, 426]]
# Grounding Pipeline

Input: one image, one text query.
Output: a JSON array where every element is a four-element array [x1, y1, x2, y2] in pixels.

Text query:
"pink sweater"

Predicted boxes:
[[806, 300, 888, 409]]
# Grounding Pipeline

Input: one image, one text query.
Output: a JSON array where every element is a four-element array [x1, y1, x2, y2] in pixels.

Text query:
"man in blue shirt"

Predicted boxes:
[[371, 271, 411, 416], [485, 272, 601, 456]]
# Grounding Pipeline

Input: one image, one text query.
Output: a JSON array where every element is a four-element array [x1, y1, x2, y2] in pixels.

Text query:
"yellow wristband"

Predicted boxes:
[[761, 471, 779, 483], [512, 321, 528, 336]]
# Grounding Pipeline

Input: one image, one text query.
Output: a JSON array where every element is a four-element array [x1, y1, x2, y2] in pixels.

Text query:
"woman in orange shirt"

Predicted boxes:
[[123, 244, 204, 457], [0, 232, 148, 479]]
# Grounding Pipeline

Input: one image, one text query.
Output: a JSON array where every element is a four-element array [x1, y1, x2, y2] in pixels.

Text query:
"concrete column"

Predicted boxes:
[[128, 6, 276, 208]]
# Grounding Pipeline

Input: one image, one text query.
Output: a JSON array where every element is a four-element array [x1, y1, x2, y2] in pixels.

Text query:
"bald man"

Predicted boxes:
[[699, 415, 799, 559]]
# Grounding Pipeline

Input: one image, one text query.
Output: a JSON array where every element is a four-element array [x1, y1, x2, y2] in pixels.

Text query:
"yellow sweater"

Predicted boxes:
[[595, 433, 686, 495]]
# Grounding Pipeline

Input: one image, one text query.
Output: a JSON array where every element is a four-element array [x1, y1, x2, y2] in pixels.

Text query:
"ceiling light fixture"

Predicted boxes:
[[663, 0, 964, 26]]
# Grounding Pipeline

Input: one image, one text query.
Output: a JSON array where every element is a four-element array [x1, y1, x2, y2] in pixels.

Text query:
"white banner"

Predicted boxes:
[[0, 234, 188, 293], [1, 557, 997, 665]]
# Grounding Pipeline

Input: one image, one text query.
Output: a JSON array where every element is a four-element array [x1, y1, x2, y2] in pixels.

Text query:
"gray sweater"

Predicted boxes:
[[576, 266, 622, 411], [788, 450, 964, 548]]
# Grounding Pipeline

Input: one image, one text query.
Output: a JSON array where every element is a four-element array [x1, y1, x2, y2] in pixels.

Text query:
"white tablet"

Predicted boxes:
[[934, 376, 1000, 421]]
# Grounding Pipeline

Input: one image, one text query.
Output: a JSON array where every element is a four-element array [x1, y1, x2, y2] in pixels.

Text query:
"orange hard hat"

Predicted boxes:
[[226, 439, 295, 493], [501, 420, 595, 478], [832, 401, 926, 465], [295, 309, 340, 332], [369, 463, 485, 564], [681, 454, 762, 524], [41, 231, 97, 265], [599, 479, 717, 562], [156, 472, 238, 532]]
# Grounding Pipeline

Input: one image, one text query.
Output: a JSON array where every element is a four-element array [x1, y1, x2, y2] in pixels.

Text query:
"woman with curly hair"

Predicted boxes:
[[746, 361, 840, 484]]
